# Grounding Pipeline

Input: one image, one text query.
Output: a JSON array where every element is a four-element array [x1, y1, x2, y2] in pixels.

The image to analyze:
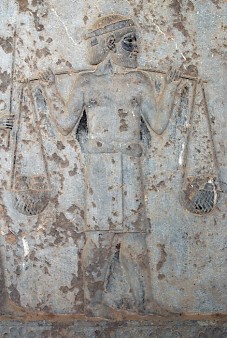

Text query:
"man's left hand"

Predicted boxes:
[[0, 114, 15, 130], [166, 67, 182, 85]]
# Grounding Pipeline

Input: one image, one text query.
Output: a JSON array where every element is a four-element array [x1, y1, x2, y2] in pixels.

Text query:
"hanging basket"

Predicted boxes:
[[179, 80, 219, 215], [12, 174, 50, 216], [12, 189, 50, 216], [10, 84, 51, 216], [181, 176, 218, 215]]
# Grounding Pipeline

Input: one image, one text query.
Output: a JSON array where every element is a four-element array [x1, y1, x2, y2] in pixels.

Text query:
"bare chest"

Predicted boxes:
[[84, 75, 141, 110]]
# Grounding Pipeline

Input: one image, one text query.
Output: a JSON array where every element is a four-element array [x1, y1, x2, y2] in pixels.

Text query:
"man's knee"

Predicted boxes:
[[84, 231, 114, 246], [83, 231, 115, 267], [117, 233, 148, 264]]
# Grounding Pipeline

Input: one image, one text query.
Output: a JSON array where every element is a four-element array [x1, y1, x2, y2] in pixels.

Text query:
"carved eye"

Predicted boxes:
[[127, 36, 137, 43], [122, 40, 133, 52], [122, 35, 137, 52]]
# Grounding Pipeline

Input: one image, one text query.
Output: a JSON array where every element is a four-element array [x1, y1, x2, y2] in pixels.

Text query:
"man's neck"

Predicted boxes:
[[95, 59, 135, 75]]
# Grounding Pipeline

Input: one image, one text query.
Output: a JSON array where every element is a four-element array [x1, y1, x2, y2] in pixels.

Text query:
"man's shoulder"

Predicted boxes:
[[74, 68, 152, 88], [132, 69, 152, 79], [74, 70, 96, 86], [126, 69, 153, 87]]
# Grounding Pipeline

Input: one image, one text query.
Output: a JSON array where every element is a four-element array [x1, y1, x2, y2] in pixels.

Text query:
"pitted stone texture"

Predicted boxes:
[[0, 0, 226, 324], [0, 320, 227, 338]]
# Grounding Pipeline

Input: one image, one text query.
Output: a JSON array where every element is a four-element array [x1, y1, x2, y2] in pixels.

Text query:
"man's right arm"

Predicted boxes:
[[41, 69, 84, 135]]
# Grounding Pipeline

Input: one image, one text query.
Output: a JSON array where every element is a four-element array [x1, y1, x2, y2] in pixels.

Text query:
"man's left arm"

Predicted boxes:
[[141, 68, 181, 135]]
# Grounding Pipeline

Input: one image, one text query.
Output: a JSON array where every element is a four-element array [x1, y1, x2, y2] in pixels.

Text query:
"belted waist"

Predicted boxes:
[[86, 140, 143, 157]]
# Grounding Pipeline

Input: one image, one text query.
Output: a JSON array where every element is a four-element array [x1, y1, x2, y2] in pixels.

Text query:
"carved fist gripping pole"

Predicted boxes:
[[0, 115, 15, 130], [40, 68, 56, 86], [165, 67, 182, 84]]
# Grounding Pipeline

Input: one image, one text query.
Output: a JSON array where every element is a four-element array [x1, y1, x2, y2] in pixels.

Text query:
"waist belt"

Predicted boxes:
[[86, 140, 143, 157]]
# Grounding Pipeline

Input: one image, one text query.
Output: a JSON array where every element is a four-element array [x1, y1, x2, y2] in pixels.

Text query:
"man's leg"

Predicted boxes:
[[82, 231, 115, 317], [120, 232, 169, 315]]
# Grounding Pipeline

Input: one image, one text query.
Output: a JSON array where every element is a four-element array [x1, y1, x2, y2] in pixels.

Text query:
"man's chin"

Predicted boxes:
[[125, 60, 138, 68], [114, 59, 137, 69], [127, 63, 137, 69]]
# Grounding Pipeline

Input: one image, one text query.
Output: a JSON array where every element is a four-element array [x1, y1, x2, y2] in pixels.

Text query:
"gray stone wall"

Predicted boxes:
[[0, 0, 226, 336]]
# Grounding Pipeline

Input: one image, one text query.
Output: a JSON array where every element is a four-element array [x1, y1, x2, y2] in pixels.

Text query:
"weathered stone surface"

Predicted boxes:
[[0, 0, 226, 335], [0, 319, 227, 338]]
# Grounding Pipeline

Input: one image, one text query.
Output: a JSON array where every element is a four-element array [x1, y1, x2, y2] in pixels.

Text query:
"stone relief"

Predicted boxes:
[[11, 84, 50, 216], [8, 14, 219, 220], [180, 81, 219, 214], [0, 114, 14, 131], [0, 9, 223, 321], [41, 14, 184, 317]]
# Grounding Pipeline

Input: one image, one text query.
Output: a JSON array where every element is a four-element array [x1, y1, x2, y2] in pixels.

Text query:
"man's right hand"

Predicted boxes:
[[39, 68, 55, 86], [0, 114, 15, 130], [165, 67, 182, 85]]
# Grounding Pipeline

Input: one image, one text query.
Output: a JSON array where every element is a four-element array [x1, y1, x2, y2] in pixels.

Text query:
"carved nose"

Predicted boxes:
[[133, 46, 139, 54]]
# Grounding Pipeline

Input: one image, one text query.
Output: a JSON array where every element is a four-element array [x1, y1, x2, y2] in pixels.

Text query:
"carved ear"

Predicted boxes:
[[106, 34, 116, 52]]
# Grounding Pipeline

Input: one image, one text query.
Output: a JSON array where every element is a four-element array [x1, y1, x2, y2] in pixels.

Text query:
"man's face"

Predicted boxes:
[[87, 27, 139, 67], [113, 30, 139, 68]]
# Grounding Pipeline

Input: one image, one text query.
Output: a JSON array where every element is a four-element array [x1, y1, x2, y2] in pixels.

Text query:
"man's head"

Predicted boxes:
[[85, 15, 138, 68]]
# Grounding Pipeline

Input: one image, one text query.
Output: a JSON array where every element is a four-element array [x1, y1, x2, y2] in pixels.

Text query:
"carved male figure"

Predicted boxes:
[[41, 15, 181, 317]]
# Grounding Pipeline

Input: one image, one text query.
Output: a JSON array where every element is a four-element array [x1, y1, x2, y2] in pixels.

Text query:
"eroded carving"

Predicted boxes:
[[0, 110, 14, 147], [180, 81, 219, 214], [11, 84, 50, 215], [3, 10, 220, 319], [0, 114, 14, 130], [40, 14, 183, 318], [0, 97, 14, 148]]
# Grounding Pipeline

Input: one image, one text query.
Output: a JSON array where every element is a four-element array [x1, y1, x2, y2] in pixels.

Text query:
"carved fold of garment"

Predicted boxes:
[[85, 152, 147, 232]]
